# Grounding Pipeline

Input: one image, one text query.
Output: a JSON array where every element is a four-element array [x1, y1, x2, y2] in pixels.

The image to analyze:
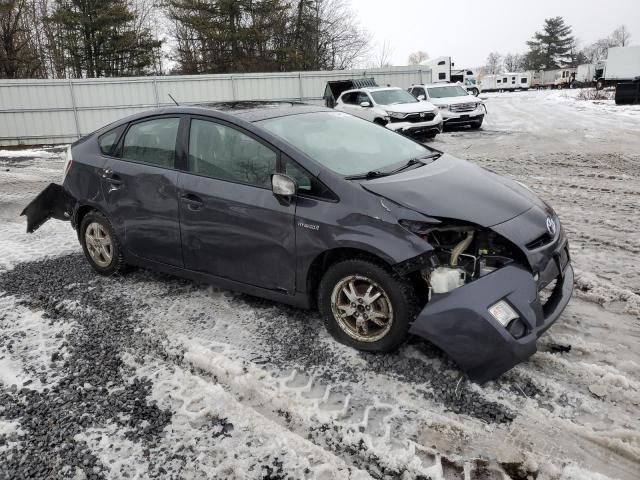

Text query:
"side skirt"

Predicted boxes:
[[125, 251, 313, 310]]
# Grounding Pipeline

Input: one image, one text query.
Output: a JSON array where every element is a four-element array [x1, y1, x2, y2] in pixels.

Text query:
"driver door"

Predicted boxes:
[[177, 117, 296, 293]]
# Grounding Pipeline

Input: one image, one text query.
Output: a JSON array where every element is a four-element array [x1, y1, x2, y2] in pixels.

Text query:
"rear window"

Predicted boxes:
[[98, 125, 125, 155]]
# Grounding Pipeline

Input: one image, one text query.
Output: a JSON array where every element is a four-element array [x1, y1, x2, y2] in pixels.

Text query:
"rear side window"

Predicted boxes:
[[121, 117, 180, 168], [188, 119, 277, 188], [98, 125, 125, 155]]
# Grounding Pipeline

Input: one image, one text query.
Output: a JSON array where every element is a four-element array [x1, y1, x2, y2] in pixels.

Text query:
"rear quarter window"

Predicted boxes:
[[98, 125, 125, 156]]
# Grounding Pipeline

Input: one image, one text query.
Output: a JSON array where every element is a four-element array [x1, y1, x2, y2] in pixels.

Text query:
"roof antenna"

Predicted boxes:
[[168, 93, 179, 106]]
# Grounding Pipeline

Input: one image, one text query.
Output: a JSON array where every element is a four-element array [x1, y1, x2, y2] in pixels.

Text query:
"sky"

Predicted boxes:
[[349, 0, 640, 68]]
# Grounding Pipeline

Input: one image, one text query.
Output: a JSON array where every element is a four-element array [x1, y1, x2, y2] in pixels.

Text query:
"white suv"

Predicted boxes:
[[334, 87, 443, 139], [408, 83, 485, 129]]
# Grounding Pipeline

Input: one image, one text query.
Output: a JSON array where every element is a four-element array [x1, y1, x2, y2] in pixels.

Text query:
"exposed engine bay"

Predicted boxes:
[[420, 225, 523, 296]]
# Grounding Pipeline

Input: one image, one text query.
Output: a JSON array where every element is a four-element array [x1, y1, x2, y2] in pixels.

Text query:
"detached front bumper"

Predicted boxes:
[[410, 257, 573, 383]]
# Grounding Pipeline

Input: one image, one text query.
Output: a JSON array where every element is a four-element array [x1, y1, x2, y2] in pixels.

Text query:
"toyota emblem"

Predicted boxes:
[[546, 217, 556, 235]]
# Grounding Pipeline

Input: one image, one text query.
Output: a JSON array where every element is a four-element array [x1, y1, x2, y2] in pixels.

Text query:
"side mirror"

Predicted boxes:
[[272, 173, 296, 197], [417, 95, 425, 101], [359, 101, 371, 108]]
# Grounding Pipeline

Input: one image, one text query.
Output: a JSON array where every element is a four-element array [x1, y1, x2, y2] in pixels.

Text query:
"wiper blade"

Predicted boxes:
[[345, 170, 385, 180]]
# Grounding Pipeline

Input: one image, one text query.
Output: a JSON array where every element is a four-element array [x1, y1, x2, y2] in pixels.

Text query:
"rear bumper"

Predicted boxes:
[[20, 183, 74, 233], [410, 259, 573, 383]]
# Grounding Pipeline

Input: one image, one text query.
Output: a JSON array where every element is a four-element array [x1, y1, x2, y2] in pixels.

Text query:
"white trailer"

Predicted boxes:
[[531, 68, 576, 89], [422, 56, 480, 95], [479, 72, 530, 92], [595, 46, 640, 89], [576, 64, 596, 84]]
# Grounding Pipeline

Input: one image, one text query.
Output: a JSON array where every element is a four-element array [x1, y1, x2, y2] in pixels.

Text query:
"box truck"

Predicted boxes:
[[422, 56, 481, 95], [595, 46, 640, 90]]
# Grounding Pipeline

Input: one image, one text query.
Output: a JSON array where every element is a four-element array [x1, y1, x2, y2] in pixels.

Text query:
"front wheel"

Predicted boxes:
[[470, 118, 483, 129], [470, 88, 479, 96], [318, 259, 417, 352]]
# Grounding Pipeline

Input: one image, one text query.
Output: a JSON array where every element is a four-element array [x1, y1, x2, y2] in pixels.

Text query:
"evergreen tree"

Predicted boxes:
[[49, 0, 161, 78], [524, 16, 574, 70]]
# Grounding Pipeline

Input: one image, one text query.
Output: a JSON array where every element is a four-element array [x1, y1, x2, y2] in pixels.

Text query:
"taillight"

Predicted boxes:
[[62, 146, 73, 182]]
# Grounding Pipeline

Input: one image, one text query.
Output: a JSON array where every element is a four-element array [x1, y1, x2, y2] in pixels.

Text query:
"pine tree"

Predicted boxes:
[[49, 0, 161, 78], [524, 17, 574, 70]]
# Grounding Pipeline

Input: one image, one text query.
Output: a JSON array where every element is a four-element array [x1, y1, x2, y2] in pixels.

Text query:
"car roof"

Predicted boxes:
[[340, 86, 401, 95]]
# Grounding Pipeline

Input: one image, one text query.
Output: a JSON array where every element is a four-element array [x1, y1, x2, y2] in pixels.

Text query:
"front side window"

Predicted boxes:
[[341, 92, 358, 104], [121, 117, 180, 168], [259, 111, 433, 177], [188, 119, 277, 188], [356, 92, 371, 105], [411, 87, 426, 98], [370, 89, 418, 105], [426, 86, 469, 98], [283, 157, 335, 200]]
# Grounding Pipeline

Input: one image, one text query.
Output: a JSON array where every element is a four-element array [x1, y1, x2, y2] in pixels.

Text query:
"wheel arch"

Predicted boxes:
[[305, 247, 395, 306]]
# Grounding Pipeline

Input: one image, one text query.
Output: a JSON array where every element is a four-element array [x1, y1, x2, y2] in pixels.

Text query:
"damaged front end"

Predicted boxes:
[[21, 183, 75, 233], [398, 218, 573, 383]]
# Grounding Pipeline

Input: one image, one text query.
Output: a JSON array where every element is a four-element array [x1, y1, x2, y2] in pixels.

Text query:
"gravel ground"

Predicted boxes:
[[0, 89, 639, 479]]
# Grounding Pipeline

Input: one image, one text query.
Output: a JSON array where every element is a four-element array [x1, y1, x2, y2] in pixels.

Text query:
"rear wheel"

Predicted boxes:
[[318, 259, 417, 352], [80, 211, 126, 276], [470, 87, 479, 96]]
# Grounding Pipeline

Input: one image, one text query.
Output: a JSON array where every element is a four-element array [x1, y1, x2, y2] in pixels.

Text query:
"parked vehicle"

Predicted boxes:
[[22, 102, 573, 383], [422, 56, 481, 96], [408, 83, 485, 129], [480, 73, 531, 92], [576, 63, 596, 85], [595, 46, 640, 90], [334, 86, 443, 139], [531, 68, 576, 89], [323, 77, 378, 108]]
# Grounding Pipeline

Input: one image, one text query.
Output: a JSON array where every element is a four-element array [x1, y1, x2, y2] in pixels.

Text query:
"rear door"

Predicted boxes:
[[177, 116, 296, 292], [101, 115, 184, 267]]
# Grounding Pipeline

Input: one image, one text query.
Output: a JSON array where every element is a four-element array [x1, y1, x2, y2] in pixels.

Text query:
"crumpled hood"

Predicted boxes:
[[362, 154, 545, 227]]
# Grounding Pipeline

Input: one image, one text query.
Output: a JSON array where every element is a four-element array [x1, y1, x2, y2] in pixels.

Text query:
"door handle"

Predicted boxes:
[[181, 193, 203, 210], [102, 169, 123, 190]]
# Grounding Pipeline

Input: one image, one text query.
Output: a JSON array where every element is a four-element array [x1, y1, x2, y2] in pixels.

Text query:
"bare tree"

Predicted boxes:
[[407, 50, 428, 65], [375, 39, 394, 68], [611, 25, 631, 47], [484, 51, 502, 74], [503, 52, 522, 72]]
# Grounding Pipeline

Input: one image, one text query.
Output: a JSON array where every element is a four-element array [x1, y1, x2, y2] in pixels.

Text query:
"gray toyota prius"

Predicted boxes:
[[23, 102, 573, 382]]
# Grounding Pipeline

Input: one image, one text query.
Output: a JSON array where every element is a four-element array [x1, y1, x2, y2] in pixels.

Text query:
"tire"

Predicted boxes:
[[470, 88, 479, 96], [596, 79, 605, 91], [470, 118, 483, 129], [318, 259, 417, 352], [373, 118, 387, 127], [80, 210, 127, 276]]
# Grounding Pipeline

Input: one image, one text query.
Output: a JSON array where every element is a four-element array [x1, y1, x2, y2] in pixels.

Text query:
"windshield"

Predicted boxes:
[[370, 89, 418, 105], [258, 111, 432, 177], [427, 86, 469, 98]]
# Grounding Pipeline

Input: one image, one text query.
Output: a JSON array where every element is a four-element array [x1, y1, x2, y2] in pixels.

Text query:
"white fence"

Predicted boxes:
[[0, 66, 431, 147]]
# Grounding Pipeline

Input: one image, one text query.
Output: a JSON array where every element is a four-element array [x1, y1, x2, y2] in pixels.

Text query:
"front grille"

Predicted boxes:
[[450, 102, 478, 113], [389, 112, 436, 123], [526, 233, 553, 250]]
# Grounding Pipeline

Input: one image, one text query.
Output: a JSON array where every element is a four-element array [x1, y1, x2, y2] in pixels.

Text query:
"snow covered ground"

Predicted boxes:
[[0, 90, 639, 479]]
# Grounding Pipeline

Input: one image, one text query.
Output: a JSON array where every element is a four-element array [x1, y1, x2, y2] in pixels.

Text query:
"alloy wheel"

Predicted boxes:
[[330, 275, 393, 342], [85, 222, 113, 268]]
